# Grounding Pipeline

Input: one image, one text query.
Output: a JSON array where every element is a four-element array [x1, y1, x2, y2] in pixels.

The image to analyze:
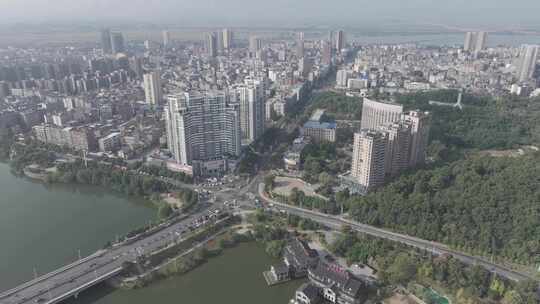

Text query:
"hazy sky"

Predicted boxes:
[[1, 0, 539, 29]]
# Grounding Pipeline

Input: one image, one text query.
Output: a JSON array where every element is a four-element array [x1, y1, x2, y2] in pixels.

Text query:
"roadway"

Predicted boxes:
[[0, 205, 225, 304], [0, 172, 259, 304], [257, 183, 538, 283]]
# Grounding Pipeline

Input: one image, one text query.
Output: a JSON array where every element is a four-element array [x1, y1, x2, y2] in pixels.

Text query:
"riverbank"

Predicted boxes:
[[66, 242, 301, 304], [0, 163, 156, 292], [118, 216, 246, 289]]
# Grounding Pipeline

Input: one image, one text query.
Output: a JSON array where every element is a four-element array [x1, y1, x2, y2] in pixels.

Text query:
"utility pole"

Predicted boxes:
[[33, 267, 38, 280], [78, 249, 81, 260]]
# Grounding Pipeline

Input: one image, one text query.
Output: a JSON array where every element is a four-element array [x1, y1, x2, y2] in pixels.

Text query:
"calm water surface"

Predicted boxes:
[[69, 242, 301, 304], [0, 163, 155, 291], [0, 163, 300, 303]]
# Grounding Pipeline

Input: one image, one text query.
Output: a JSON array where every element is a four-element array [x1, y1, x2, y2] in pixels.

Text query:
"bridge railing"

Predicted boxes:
[[43, 267, 123, 304], [0, 250, 107, 299]]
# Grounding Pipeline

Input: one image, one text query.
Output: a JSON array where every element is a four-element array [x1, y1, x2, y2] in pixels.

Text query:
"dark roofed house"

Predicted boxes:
[[271, 262, 290, 282], [283, 238, 319, 278], [308, 260, 367, 304], [295, 283, 322, 304]]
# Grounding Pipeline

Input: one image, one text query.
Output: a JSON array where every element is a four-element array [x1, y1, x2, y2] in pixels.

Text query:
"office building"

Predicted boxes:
[[360, 98, 404, 130], [164, 91, 241, 176], [143, 71, 162, 106], [464, 31, 488, 53], [234, 78, 266, 143], [402, 111, 431, 167], [110, 32, 125, 54], [205, 32, 218, 57], [516, 44, 539, 82], [100, 29, 112, 54], [351, 130, 388, 191], [223, 28, 233, 50]]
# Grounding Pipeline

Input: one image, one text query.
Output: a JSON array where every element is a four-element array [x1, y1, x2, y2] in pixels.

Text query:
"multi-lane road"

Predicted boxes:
[[257, 183, 538, 284], [0, 206, 225, 304]]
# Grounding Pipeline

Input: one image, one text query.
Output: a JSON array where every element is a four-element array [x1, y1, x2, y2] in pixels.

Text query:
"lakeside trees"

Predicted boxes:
[[50, 160, 170, 197]]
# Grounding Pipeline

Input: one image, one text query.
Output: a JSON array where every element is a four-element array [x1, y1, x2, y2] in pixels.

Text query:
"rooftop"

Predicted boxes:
[[303, 121, 337, 130]]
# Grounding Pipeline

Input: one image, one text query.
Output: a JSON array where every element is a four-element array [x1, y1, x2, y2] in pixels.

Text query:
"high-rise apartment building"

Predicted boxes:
[[233, 78, 266, 144], [402, 111, 431, 167], [474, 32, 488, 53], [164, 91, 241, 175], [223, 29, 233, 50], [162, 30, 170, 48], [516, 44, 539, 82], [297, 32, 305, 58], [205, 32, 218, 57], [335, 30, 345, 52], [378, 122, 411, 177], [464, 31, 488, 53], [110, 32, 125, 54], [360, 98, 404, 130], [249, 36, 262, 56], [336, 69, 354, 88], [100, 29, 112, 54], [351, 130, 388, 191], [143, 71, 162, 106], [322, 40, 332, 66]]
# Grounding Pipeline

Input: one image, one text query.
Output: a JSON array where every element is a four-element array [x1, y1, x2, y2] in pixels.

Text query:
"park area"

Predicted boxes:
[[272, 176, 327, 201]]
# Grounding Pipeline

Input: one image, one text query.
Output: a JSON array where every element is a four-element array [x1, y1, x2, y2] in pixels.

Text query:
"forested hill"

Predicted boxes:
[[396, 90, 540, 152], [348, 154, 540, 266]]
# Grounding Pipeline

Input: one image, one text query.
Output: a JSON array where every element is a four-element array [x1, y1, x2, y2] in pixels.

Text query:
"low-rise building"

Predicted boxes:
[[294, 283, 322, 304], [98, 132, 122, 152], [308, 260, 367, 304], [284, 137, 310, 171], [301, 109, 336, 143], [302, 121, 336, 143], [283, 238, 319, 278]]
